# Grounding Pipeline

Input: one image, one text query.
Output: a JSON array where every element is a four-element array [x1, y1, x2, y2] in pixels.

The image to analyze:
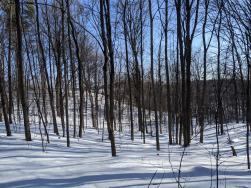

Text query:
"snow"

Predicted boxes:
[[0, 121, 251, 188]]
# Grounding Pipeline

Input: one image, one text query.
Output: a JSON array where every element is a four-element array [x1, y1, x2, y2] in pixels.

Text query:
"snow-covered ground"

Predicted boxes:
[[0, 121, 250, 188]]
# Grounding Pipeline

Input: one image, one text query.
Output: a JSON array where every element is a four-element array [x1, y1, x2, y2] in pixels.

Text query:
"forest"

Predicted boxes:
[[0, 0, 250, 187]]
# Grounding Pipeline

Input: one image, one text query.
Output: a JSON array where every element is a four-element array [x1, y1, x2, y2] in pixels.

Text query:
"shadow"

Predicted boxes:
[[0, 168, 250, 188], [0, 173, 154, 188]]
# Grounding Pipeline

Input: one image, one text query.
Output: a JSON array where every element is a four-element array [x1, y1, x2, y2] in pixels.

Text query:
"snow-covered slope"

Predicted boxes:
[[0, 122, 250, 188]]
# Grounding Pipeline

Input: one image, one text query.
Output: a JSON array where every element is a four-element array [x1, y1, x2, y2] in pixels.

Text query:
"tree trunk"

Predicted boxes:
[[165, 0, 172, 144], [149, 0, 160, 151], [100, 0, 116, 156], [14, 0, 31, 141], [0, 48, 11, 136]]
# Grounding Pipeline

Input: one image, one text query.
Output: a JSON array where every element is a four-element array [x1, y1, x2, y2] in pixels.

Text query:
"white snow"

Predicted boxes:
[[0, 121, 251, 188]]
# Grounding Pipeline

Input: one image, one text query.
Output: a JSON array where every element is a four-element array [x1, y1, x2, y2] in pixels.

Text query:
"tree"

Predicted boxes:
[[122, 0, 134, 141], [0, 40, 11, 136], [67, 2, 85, 138], [61, 0, 70, 147], [148, 0, 160, 150], [34, 0, 59, 136], [175, 0, 199, 146], [14, 0, 31, 141], [164, 0, 172, 144], [100, 0, 116, 156]]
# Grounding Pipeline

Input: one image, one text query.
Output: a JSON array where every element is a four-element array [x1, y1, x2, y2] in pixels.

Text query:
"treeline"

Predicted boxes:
[[0, 0, 250, 167]]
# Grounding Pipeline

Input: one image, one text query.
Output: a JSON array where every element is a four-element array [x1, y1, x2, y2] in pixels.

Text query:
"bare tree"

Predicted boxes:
[[0, 40, 11, 136], [100, 0, 116, 156], [14, 0, 31, 141], [148, 0, 160, 150]]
